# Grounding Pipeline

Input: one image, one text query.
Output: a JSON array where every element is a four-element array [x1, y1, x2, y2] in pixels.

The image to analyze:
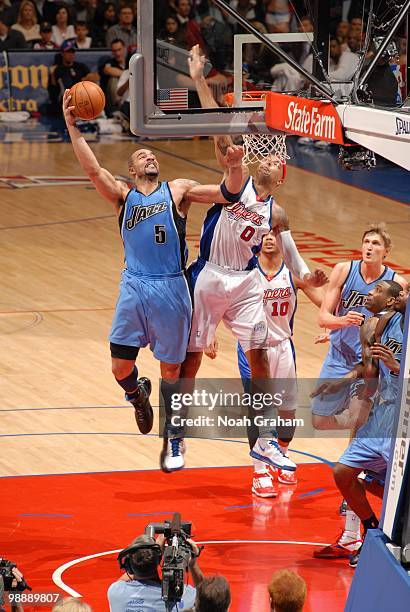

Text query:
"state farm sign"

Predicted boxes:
[[265, 92, 346, 144]]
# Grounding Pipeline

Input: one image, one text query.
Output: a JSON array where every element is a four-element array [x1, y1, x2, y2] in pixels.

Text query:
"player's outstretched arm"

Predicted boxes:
[[188, 45, 248, 178], [318, 262, 365, 330], [62, 90, 127, 211], [173, 145, 244, 206], [295, 269, 328, 307]]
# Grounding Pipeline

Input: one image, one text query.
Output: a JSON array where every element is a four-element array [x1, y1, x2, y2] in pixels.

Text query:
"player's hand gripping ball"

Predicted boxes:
[[69, 81, 105, 120]]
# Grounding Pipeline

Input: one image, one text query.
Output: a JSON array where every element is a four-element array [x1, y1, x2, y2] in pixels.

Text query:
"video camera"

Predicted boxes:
[[118, 513, 199, 606], [0, 558, 32, 592]]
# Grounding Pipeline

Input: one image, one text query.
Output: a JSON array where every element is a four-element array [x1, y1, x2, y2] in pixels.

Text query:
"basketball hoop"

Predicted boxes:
[[224, 91, 290, 166]]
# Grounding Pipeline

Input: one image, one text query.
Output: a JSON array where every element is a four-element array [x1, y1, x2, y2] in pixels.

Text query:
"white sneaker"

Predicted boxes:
[[250, 438, 296, 471], [160, 438, 186, 472]]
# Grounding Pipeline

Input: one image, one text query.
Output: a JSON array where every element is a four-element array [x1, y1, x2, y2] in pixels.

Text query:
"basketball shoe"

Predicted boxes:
[[271, 465, 298, 485], [126, 377, 153, 434], [252, 471, 278, 498], [250, 438, 296, 471], [349, 544, 362, 568], [313, 530, 362, 559], [160, 437, 186, 472]]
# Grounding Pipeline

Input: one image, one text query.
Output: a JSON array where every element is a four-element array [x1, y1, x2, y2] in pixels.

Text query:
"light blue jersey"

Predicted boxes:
[[339, 311, 403, 479], [311, 260, 395, 416], [120, 182, 188, 276], [329, 260, 395, 364], [109, 182, 192, 363]]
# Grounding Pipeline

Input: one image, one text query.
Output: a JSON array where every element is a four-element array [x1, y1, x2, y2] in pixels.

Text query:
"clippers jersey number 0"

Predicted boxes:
[[240, 226, 256, 242]]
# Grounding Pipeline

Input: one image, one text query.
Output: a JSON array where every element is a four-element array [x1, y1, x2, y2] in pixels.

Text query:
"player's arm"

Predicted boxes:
[[188, 45, 249, 178], [62, 90, 127, 211], [294, 273, 327, 307], [369, 312, 401, 375], [310, 316, 376, 399], [317, 262, 364, 329], [171, 145, 244, 210]]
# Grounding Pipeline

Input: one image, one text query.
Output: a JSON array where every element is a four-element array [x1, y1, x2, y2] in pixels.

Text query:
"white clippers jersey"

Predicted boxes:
[[198, 177, 272, 271], [258, 261, 297, 345]]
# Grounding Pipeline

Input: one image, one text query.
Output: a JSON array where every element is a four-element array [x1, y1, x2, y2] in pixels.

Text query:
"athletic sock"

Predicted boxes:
[[340, 510, 361, 543], [253, 458, 268, 473], [116, 366, 139, 397], [278, 441, 289, 456]]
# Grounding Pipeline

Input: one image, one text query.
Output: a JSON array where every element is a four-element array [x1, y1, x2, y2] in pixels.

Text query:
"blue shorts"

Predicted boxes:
[[338, 399, 394, 479], [109, 270, 192, 364], [311, 345, 362, 416], [338, 437, 390, 480]]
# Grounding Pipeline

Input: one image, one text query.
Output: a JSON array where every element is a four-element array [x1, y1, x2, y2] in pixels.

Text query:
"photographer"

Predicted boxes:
[[107, 534, 203, 611], [0, 560, 27, 612]]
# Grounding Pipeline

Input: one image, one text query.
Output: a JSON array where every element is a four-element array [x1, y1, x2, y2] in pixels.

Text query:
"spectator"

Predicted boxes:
[[107, 534, 201, 611], [175, 0, 206, 51], [329, 36, 359, 81], [193, 575, 231, 612], [268, 570, 307, 612], [226, 0, 263, 34], [130, 0, 138, 28], [0, 15, 28, 49], [91, 2, 117, 47], [48, 39, 97, 113], [34, 20, 58, 48], [74, 0, 94, 25], [347, 24, 362, 53], [264, 0, 291, 34], [100, 38, 127, 115], [106, 4, 137, 48], [115, 58, 130, 126], [0, 0, 18, 27], [52, 3, 76, 47], [200, 12, 232, 71], [335, 20, 349, 50], [364, 42, 400, 106], [52, 597, 92, 611], [74, 20, 91, 48], [160, 15, 187, 48], [11, 0, 40, 43]]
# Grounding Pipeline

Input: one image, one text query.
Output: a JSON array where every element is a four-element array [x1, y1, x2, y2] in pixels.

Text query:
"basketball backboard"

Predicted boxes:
[[130, 0, 410, 169]]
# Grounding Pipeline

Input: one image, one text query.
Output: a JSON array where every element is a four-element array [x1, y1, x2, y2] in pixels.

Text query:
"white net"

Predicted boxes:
[[242, 132, 290, 166]]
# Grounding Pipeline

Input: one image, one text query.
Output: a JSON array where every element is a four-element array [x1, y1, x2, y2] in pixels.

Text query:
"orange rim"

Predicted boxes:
[[224, 91, 268, 107]]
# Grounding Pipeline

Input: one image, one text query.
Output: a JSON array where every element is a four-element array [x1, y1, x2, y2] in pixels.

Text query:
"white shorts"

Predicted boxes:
[[237, 339, 297, 411], [188, 260, 267, 352], [267, 341, 297, 412]]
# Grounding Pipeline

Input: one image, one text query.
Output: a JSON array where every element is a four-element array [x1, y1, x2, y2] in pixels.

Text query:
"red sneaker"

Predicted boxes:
[[313, 532, 362, 559], [252, 472, 278, 498], [278, 468, 298, 485]]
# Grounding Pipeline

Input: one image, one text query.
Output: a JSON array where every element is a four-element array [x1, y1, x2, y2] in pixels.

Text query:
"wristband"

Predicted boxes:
[[220, 180, 241, 203]]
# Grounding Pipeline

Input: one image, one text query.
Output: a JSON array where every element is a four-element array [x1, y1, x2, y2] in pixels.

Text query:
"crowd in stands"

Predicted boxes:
[[0, 1, 407, 116]]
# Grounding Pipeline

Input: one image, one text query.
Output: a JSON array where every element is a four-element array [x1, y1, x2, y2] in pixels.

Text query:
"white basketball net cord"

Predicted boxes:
[[242, 132, 290, 166]]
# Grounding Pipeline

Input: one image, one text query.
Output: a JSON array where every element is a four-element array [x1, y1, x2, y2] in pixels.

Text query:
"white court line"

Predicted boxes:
[[52, 540, 330, 598]]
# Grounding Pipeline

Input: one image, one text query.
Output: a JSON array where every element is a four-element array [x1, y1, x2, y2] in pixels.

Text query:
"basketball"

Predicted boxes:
[[69, 81, 105, 120]]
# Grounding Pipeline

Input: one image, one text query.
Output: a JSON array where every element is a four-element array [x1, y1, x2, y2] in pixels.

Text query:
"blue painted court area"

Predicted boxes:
[[286, 137, 410, 204]]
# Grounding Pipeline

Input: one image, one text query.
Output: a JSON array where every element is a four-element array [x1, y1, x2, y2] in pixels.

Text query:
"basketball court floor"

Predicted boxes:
[[1, 136, 409, 611]]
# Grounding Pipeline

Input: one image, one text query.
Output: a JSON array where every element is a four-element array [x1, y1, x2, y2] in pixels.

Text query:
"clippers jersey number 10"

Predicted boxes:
[[270, 301, 290, 317]]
